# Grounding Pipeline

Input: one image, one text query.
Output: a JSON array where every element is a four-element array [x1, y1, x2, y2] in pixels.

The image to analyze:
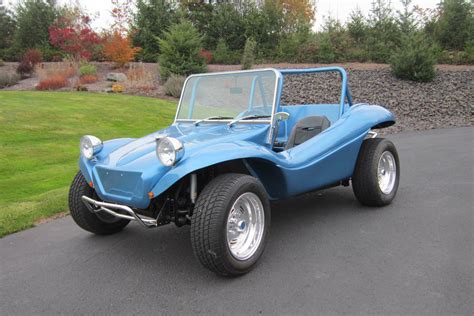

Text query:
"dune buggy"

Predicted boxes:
[[69, 67, 400, 276]]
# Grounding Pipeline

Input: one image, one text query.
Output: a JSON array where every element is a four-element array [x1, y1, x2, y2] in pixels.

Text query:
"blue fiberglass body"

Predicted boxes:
[[79, 67, 395, 209]]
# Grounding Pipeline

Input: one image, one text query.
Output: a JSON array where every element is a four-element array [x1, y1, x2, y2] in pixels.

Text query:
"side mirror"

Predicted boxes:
[[274, 112, 290, 122], [271, 112, 290, 148]]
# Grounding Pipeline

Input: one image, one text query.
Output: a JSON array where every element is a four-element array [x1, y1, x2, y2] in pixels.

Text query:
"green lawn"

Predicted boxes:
[[0, 91, 176, 237]]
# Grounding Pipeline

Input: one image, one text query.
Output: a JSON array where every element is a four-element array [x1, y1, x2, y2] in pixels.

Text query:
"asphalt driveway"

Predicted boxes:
[[1, 127, 472, 315]]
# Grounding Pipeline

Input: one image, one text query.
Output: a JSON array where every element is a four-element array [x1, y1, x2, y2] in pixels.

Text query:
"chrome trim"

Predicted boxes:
[[377, 151, 397, 195], [80, 135, 103, 159], [367, 130, 378, 138], [190, 173, 197, 204], [156, 137, 185, 166], [176, 119, 271, 124], [227, 115, 272, 127], [271, 111, 290, 147], [81, 195, 158, 228], [267, 70, 283, 144]]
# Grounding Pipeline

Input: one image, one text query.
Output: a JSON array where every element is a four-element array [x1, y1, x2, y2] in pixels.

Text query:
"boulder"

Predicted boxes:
[[106, 72, 127, 82]]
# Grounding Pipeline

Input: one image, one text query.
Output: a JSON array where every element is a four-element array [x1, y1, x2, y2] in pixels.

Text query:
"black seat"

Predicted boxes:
[[285, 116, 331, 150]]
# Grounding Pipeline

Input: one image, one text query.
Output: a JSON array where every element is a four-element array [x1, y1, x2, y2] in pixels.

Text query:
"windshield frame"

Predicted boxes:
[[173, 68, 281, 125]]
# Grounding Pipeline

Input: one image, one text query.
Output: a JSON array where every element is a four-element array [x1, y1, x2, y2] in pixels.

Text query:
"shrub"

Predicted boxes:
[[36, 62, 77, 80], [125, 63, 156, 91], [390, 33, 437, 82], [103, 32, 141, 68], [63, 66, 77, 78], [79, 64, 97, 77], [0, 73, 20, 88], [79, 74, 98, 84], [0, 59, 4, 66], [36, 74, 69, 90], [73, 79, 88, 91], [158, 20, 206, 80], [241, 37, 256, 70], [111, 84, 124, 93], [16, 49, 43, 78], [277, 31, 314, 63], [314, 34, 335, 63], [164, 74, 185, 98], [213, 38, 240, 64], [199, 49, 213, 64], [23, 49, 43, 65], [16, 61, 34, 78]]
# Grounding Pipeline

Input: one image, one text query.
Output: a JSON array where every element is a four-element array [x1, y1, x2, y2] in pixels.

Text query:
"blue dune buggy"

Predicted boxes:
[[70, 67, 400, 276]]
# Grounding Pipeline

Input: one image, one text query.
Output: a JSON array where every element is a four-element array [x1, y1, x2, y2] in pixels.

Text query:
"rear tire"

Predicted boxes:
[[190, 173, 271, 276], [69, 171, 130, 235], [352, 138, 400, 206]]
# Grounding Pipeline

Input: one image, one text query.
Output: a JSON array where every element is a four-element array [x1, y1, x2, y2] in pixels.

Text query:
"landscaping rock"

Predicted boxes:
[[106, 72, 127, 82], [281, 69, 473, 134]]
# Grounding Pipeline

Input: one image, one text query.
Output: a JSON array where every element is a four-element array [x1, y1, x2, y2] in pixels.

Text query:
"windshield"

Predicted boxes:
[[176, 69, 278, 122]]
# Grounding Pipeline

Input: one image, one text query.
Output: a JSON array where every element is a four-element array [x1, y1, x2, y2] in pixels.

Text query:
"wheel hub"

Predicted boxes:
[[226, 192, 265, 261], [377, 151, 397, 194]]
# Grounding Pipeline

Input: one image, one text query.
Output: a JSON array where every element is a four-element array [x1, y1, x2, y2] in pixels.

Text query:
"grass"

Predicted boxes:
[[0, 91, 176, 237]]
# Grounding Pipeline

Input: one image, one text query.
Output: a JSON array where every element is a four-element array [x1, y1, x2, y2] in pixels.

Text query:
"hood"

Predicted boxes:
[[103, 122, 270, 169], [82, 122, 270, 208]]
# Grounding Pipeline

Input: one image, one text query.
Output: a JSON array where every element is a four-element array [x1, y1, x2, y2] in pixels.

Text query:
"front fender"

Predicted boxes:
[[149, 141, 279, 197]]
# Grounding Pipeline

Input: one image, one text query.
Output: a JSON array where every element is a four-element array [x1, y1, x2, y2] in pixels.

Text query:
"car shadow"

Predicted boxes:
[[79, 186, 383, 281]]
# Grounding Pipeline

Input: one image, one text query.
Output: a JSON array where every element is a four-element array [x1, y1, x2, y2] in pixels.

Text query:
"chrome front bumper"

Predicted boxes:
[[81, 195, 158, 228]]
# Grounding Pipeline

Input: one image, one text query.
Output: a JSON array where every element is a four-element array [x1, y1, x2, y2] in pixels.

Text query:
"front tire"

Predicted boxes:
[[352, 138, 400, 206], [69, 171, 130, 235], [190, 173, 271, 276]]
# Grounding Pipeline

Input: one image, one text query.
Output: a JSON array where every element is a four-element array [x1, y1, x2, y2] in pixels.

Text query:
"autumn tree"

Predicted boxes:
[[279, 0, 316, 32], [49, 7, 101, 60], [103, 32, 141, 67]]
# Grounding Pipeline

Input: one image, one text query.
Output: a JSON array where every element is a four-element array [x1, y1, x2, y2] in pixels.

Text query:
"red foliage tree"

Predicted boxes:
[[49, 14, 101, 61]]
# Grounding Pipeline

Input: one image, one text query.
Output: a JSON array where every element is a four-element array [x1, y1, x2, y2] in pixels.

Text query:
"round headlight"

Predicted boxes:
[[156, 137, 184, 166], [80, 135, 103, 159]]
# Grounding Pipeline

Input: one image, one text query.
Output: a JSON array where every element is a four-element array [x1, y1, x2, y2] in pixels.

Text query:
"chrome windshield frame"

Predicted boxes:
[[173, 68, 282, 128]]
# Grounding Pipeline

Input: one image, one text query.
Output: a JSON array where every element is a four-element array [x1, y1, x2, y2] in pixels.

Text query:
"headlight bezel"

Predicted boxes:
[[80, 135, 103, 159], [156, 137, 184, 166]]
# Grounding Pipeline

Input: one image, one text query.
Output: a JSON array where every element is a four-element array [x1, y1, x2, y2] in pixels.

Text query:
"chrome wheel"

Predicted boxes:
[[377, 151, 397, 194], [226, 192, 265, 261]]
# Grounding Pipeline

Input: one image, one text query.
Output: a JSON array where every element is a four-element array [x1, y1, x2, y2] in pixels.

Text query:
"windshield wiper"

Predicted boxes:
[[228, 115, 271, 127], [194, 116, 234, 126]]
